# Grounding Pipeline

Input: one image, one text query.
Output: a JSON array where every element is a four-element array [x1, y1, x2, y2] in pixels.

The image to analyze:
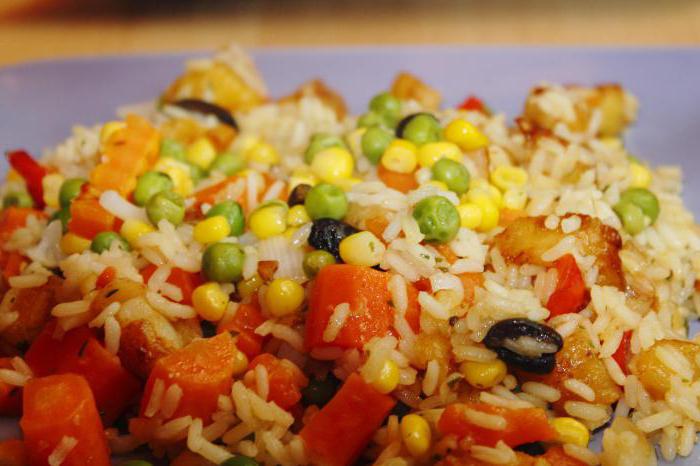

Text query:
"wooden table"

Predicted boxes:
[[1, 0, 700, 66]]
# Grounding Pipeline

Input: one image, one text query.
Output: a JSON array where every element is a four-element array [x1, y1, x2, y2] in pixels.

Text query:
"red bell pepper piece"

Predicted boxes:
[[6, 150, 47, 209], [458, 95, 485, 113], [95, 266, 116, 289], [612, 330, 632, 375], [546, 254, 589, 317], [140, 264, 202, 305], [0, 358, 22, 416], [216, 298, 266, 358], [246, 354, 308, 410]]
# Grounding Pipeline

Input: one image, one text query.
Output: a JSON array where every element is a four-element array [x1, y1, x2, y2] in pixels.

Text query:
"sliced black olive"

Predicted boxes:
[[514, 442, 546, 456], [483, 318, 563, 374], [308, 218, 358, 260], [301, 373, 340, 407], [172, 99, 238, 130], [287, 184, 312, 207], [389, 400, 412, 420], [200, 320, 217, 338]]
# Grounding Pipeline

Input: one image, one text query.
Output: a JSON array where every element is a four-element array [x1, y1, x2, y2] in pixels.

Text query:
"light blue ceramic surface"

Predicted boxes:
[[0, 47, 699, 464]]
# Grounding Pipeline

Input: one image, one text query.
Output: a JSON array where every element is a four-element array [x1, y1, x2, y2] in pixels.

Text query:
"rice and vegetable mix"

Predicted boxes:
[[0, 44, 698, 466]]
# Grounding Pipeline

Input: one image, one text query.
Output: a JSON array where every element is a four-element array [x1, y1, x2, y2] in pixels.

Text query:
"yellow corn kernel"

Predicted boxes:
[[333, 176, 363, 192], [490, 165, 528, 191], [287, 205, 310, 227], [120, 219, 155, 247], [311, 147, 354, 182], [249, 204, 287, 239], [443, 119, 489, 151], [457, 203, 482, 229], [400, 414, 432, 458], [186, 137, 218, 170], [264, 278, 305, 317], [231, 348, 249, 376], [473, 197, 499, 232], [153, 158, 193, 196], [600, 137, 623, 150], [381, 140, 418, 174], [416, 141, 462, 168], [460, 359, 507, 389], [426, 180, 449, 191], [192, 282, 229, 321], [502, 188, 528, 211], [629, 162, 651, 188], [194, 215, 231, 244], [289, 167, 318, 189], [237, 274, 263, 299], [345, 127, 366, 156], [372, 359, 400, 394], [550, 417, 590, 447], [41, 173, 64, 209], [246, 141, 280, 165], [100, 121, 125, 147], [465, 178, 503, 208], [59, 233, 91, 255], [339, 231, 386, 267]]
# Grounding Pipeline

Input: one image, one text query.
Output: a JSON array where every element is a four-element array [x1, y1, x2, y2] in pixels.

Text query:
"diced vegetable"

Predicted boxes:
[[546, 254, 588, 316], [0, 207, 45, 245], [6, 150, 47, 208], [247, 354, 308, 410], [217, 300, 266, 358], [458, 272, 484, 306], [612, 330, 632, 375], [21, 374, 110, 466], [305, 264, 394, 350], [141, 264, 203, 305], [458, 95, 486, 112], [630, 339, 700, 399], [0, 358, 22, 416], [377, 164, 418, 193], [95, 266, 116, 289], [0, 250, 26, 280], [300, 373, 395, 466], [437, 402, 555, 447], [0, 439, 26, 466], [68, 192, 116, 240], [140, 332, 237, 421]]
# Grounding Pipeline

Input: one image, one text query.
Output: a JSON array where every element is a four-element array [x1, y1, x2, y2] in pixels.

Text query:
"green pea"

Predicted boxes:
[[90, 231, 130, 254], [304, 183, 348, 221], [431, 158, 471, 195], [369, 92, 401, 126], [357, 111, 388, 129], [133, 171, 173, 206], [301, 374, 340, 407], [618, 188, 660, 224], [3, 191, 34, 208], [304, 133, 347, 164], [303, 250, 337, 277], [50, 207, 71, 233], [120, 461, 153, 466], [361, 126, 394, 165], [210, 151, 246, 176], [398, 113, 441, 146], [159, 138, 187, 162], [412, 195, 460, 243], [146, 190, 185, 226], [206, 200, 245, 236], [220, 455, 259, 466], [202, 242, 245, 283], [58, 177, 87, 209], [188, 163, 207, 184], [614, 201, 646, 235]]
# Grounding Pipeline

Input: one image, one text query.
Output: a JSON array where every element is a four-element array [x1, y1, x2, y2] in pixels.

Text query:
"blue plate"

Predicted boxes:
[[1, 47, 700, 464]]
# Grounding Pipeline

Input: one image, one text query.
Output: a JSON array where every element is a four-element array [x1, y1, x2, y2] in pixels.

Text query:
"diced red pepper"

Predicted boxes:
[[546, 254, 589, 317], [140, 264, 202, 305], [458, 95, 485, 113], [0, 250, 26, 280], [0, 207, 46, 245], [437, 402, 556, 447], [95, 266, 116, 289], [300, 373, 395, 466], [6, 150, 46, 208], [0, 438, 26, 466], [246, 354, 308, 410], [612, 330, 632, 375], [217, 299, 266, 358]]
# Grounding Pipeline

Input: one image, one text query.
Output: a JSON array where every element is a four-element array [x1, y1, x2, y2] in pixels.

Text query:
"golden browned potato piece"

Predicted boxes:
[[390, 72, 442, 111], [278, 79, 348, 120], [494, 214, 624, 289], [522, 329, 621, 414], [629, 339, 700, 400], [589, 84, 630, 137], [0, 276, 69, 353]]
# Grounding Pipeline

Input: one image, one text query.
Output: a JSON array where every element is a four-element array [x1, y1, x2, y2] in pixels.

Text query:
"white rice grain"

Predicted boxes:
[[48, 436, 78, 466], [104, 316, 121, 355], [563, 378, 596, 402], [323, 303, 350, 343]]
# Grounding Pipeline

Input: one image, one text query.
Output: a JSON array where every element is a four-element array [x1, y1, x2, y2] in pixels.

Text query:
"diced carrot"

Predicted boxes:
[[404, 281, 421, 333], [0, 250, 26, 280], [21, 374, 110, 466], [612, 330, 632, 375], [217, 299, 266, 358], [90, 114, 160, 196], [247, 354, 308, 410], [305, 264, 394, 350], [257, 260, 279, 281], [414, 277, 432, 292], [0, 439, 27, 466], [365, 215, 390, 240], [542, 446, 587, 466], [0, 207, 45, 244], [434, 243, 458, 264], [95, 266, 116, 289], [546, 254, 589, 317], [458, 272, 484, 306], [300, 373, 395, 466], [437, 402, 555, 447], [377, 164, 418, 193], [68, 194, 116, 240], [140, 332, 237, 422], [193, 175, 243, 211], [141, 264, 203, 305], [25, 323, 141, 425], [0, 358, 22, 416]]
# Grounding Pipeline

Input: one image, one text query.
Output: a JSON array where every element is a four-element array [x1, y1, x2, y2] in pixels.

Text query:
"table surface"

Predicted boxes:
[[1, 0, 700, 66]]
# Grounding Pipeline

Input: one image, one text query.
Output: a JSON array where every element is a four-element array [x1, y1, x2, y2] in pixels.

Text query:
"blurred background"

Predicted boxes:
[[1, 0, 700, 65]]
